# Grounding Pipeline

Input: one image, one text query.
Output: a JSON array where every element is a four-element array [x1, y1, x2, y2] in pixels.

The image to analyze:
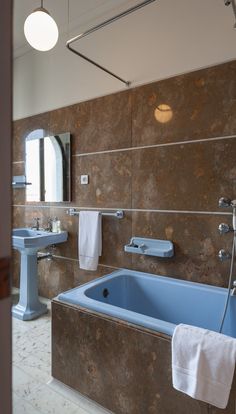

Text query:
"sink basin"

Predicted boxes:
[[12, 228, 68, 250], [12, 227, 68, 321]]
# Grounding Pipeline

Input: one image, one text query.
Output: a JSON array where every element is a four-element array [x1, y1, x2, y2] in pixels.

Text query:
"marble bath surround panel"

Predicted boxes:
[[12, 60, 236, 298], [52, 301, 236, 414]]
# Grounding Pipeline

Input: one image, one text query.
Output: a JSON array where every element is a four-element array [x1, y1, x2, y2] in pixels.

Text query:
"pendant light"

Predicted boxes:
[[24, 0, 59, 52]]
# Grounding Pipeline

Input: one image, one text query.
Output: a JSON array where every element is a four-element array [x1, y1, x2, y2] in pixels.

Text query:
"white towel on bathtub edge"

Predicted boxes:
[[172, 323, 236, 409], [79, 211, 102, 271]]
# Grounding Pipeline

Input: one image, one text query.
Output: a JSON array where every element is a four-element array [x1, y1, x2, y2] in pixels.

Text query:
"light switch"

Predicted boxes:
[[81, 175, 89, 185]]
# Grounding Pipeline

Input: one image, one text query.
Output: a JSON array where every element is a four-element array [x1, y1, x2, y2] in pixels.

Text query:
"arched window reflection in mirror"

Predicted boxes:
[[25, 131, 71, 202]]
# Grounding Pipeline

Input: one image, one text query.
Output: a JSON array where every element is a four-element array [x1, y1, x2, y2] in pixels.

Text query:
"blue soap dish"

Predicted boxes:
[[124, 237, 174, 258]]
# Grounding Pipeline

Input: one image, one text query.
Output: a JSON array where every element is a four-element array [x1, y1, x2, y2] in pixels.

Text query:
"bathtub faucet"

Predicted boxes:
[[231, 280, 236, 296]]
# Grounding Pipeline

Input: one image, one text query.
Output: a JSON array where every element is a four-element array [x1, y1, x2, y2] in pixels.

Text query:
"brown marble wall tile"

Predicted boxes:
[[100, 212, 132, 268], [49, 90, 131, 155], [132, 138, 236, 211], [132, 60, 236, 147], [12, 206, 51, 229], [48, 105, 75, 146], [38, 257, 114, 298], [12, 60, 236, 298], [13, 112, 50, 162], [52, 302, 235, 414], [131, 212, 233, 287], [25, 207, 51, 228], [73, 152, 132, 208], [12, 161, 24, 176], [12, 206, 25, 229], [12, 162, 25, 205], [50, 207, 132, 269]]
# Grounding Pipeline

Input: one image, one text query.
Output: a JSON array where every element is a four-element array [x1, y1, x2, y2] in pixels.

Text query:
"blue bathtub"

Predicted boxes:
[[58, 269, 236, 337]]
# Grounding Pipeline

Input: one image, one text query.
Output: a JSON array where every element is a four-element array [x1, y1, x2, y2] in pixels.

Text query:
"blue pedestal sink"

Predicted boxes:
[[12, 228, 68, 321]]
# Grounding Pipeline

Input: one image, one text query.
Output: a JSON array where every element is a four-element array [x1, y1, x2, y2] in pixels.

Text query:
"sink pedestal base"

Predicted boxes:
[[12, 251, 47, 321]]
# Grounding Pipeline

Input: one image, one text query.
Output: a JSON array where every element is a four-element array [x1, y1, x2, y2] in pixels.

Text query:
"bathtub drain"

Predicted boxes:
[[103, 288, 109, 298]]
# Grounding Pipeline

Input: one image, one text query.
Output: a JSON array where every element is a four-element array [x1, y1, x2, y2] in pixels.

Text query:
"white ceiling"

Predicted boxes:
[[13, 0, 143, 58], [13, 0, 236, 59]]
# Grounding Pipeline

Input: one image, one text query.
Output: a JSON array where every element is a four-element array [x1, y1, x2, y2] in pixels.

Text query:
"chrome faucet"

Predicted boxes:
[[231, 280, 236, 296], [31, 217, 40, 231]]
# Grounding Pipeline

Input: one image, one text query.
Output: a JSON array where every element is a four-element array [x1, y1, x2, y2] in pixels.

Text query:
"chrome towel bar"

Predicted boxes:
[[67, 208, 124, 219]]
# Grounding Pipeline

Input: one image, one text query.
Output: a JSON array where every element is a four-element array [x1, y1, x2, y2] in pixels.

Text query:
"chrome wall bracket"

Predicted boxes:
[[66, 0, 157, 86], [218, 249, 231, 261]]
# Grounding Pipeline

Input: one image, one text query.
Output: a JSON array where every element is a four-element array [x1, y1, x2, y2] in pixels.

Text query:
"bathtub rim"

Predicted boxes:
[[56, 269, 229, 337]]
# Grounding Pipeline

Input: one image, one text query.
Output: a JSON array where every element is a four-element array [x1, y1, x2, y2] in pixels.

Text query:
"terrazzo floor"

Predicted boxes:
[[12, 293, 112, 414]]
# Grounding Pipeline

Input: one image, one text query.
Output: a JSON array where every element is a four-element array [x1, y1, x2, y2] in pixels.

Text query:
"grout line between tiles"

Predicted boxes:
[[72, 134, 236, 158], [52, 255, 120, 270], [12, 204, 232, 216], [13, 134, 236, 163]]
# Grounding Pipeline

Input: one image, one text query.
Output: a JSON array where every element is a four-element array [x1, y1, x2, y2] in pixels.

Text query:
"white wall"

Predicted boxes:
[[13, 0, 236, 120]]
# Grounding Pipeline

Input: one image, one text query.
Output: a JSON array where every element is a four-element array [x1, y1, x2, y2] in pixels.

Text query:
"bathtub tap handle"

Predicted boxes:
[[218, 249, 231, 261], [231, 280, 236, 296], [219, 197, 232, 208], [218, 223, 232, 234]]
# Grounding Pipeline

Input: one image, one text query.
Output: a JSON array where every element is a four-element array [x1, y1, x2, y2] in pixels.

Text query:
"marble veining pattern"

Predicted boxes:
[[52, 301, 236, 414], [12, 59, 236, 299]]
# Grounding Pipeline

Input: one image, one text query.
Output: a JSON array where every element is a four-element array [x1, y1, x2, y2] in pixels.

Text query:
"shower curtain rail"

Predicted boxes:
[[66, 208, 124, 219], [66, 0, 157, 86]]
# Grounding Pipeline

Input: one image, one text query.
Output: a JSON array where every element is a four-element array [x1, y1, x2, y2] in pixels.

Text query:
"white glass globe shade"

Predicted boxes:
[[24, 9, 59, 51]]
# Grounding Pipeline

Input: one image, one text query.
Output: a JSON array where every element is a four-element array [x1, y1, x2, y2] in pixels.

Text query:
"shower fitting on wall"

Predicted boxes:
[[218, 197, 236, 262], [219, 197, 236, 230], [224, 0, 236, 28], [66, 0, 157, 86]]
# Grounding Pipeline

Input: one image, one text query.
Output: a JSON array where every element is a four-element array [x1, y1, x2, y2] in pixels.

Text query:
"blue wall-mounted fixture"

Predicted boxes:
[[12, 175, 31, 188], [124, 237, 174, 258]]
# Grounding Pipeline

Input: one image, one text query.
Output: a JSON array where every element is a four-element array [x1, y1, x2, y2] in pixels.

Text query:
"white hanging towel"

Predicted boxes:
[[172, 324, 236, 409], [79, 211, 102, 271]]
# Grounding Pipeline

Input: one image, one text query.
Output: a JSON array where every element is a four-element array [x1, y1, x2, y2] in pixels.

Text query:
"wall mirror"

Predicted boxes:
[[25, 131, 71, 202]]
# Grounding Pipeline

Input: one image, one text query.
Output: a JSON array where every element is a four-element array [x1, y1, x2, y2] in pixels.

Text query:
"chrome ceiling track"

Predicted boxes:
[[224, 0, 236, 27], [66, 0, 157, 86]]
